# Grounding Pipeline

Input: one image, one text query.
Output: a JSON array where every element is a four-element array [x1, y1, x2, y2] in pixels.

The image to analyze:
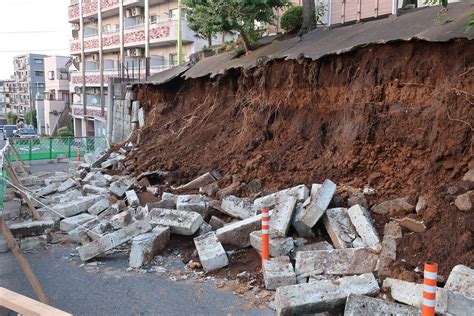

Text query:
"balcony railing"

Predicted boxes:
[[69, 0, 99, 22], [101, 0, 120, 11]]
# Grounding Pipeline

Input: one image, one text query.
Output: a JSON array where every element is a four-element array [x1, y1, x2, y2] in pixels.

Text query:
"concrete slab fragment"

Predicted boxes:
[[0, 235, 9, 253], [209, 216, 226, 230], [292, 203, 315, 238], [78, 220, 152, 261], [378, 221, 402, 282], [8, 220, 54, 238], [88, 198, 110, 215], [194, 231, 229, 272], [275, 273, 379, 316], [148, 208, 203, 235], [216, 214, 261, 248], [344, 294, 419, 315], [57, 178, 76, 193], [383, 278, 474, 315], [60, 213, 97, 232], [445, 265, 474, 297], [263, 256, 296, 290], [220, 195, 257, 219], [269, 196, 297, 238], [19, 235, 47, 251], [176, 195, 208, 218], [372, 197, 414, 215], [250, 231, 295, 257], [291, 241, 333, 260], [254, 185, 309, 209], [83, 184, 108, 195], [347, 205, 380, 248], [51, 195, 103, 218], [322, 208, 357, 249], [295, 248, 379, 277], [126, 190, 140, 207], [110, 177, 134, 197], [129, 226, 170, 268], [300, 180, 336, 228], [110, 211, 132, 230]]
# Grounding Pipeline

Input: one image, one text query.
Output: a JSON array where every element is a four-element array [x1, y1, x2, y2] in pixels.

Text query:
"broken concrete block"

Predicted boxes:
[[129, 226, 170, 268], [57, 178, 76, 193], [347, 205, 380, 248], [378, 221, 402, 282], [194, 232, 229, 272], [18, 176, 38, 187], [344, 294, 419, 315], [372, 197, 414, 215], [275, 273, 379, 316], [110, 211, 132, 230], [291, 241, 333, 259], [383, 278, 474, 315], [209, 216, 226, 230], [220, 195, 257, 220], [8, 220, 54, 238], [176, 195, 208, 218], [250, 231, 295, 257], [60, 213, 97, 232], [126, 190, 140, 207], [295, 248, 379, 277], [78, 220, 152, 261], [263, 256, 296, 290], [300, 180, 336, 228], [322, 208, 357, 249], [148, 208, 203, 235], [196, 222, 213, 236], [68, 218, 100, 243], [3, 199, 21, 219], [52, 195, 103, 218], [98, 203, 123, 218], [455, 191, 473, 212], [36, 183, 58, 196], [83, 184, 108, 195], [110, 177, 134, 197], [415, 196, 427, 215], [216, 214, 261, 248], [174, 171, 220, 191], [146, 200, 175, 210], [161, 192, 178, 202], [88, 198, 110, 216], [394, 217, 427, 233], [254, 184, 309, 209], [0, 235, 9, 253], [292, 203, 315, 238], [59, 189, 82, 203], [19, 235, 47, 251], [101, 158, 118, 169], [269, 196, 297, 238], [445, 265, 474, 297]]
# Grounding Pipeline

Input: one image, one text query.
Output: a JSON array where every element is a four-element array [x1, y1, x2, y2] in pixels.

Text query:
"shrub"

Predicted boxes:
[[281, 6, 303, 32], [6, 112, 17, 125], [57, 127, 73, 138]]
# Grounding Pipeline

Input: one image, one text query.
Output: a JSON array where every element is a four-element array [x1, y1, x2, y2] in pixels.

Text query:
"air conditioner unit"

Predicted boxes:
[[74, 86, 81, 94], [73, 56, 81, 63], [126, 48, 144, 57], [125, 9, 133, 18], [72, 23, 80, 31], [92, 53, 100, 61], [131, 7, 143, 17]]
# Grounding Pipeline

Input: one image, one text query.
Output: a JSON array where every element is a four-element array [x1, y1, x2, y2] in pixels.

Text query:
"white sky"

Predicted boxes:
[[0, 0, 70, 79]]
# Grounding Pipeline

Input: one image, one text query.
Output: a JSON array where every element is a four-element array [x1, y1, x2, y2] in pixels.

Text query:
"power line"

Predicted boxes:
[[0, 48, 69, 53], [0, 30, 65, 34]]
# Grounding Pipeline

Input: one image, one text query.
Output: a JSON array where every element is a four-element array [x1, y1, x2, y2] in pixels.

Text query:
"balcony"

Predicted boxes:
[[69, 0, 98, 22], [72, 103, 107, 118]]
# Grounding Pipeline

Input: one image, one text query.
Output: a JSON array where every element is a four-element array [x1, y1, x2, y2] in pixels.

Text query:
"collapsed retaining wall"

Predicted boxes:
[[127, 39, 473, 275]]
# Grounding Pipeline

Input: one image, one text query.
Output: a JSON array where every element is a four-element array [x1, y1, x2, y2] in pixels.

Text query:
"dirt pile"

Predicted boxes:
[[126, 39, 473, 276]]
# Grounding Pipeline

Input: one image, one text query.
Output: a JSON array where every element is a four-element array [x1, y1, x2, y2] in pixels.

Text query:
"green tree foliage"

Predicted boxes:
[[183, 0, 289, 52], [57, 127, 73, 138], [5, 112, 17, 125], [24, 109, 37, 129], [281, 6, 303, 32]]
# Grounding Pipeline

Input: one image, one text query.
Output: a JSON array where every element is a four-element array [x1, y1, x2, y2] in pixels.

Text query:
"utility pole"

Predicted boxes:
[[177, 0, 183, 65]]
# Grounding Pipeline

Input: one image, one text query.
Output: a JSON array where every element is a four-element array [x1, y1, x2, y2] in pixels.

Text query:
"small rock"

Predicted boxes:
[[454, 191, 473, 212], [372, 197, 414, 215], [415, 196, 427, 216], [394, 217, 427, 233], [462, 169, 474, 183]]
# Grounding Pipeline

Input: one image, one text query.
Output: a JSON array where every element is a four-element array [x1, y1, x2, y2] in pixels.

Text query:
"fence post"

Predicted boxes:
[[49, 138, 53, 159], [68, 137, 71, 158], [29, 139, 32, 161]]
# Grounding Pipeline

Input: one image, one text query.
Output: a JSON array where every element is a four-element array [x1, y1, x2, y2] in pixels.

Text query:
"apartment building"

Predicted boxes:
[[8, 54, 47, 117], [0, 81, 6, 113], [39, 56, 72, 136], [68, 0, 212, 137]]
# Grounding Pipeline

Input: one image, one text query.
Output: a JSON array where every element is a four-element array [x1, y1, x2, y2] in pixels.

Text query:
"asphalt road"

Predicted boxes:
[[0, 246, 271, 315]]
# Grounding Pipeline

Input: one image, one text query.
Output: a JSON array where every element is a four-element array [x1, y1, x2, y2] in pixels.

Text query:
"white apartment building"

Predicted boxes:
[[40, 56, 72, 136], [68, 0, 213, 137]]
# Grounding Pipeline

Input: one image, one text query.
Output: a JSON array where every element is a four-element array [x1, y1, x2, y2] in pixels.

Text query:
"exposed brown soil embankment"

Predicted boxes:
[[127, 39, 473, 277]]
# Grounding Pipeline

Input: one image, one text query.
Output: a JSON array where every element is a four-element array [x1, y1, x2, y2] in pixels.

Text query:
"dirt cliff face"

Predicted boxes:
[[129, 39, 473, 276]]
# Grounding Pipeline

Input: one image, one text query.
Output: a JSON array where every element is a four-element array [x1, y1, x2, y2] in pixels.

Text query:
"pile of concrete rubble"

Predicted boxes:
[[1, 150, 473, 315]]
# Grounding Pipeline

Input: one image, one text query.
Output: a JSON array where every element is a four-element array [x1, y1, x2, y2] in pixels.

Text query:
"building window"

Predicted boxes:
[[169, 53, 178, 66], [48, 71, 55, 80], [34, 59, 43, 64], [35, 71, 44, 77], [37, 83, 45, 89]]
